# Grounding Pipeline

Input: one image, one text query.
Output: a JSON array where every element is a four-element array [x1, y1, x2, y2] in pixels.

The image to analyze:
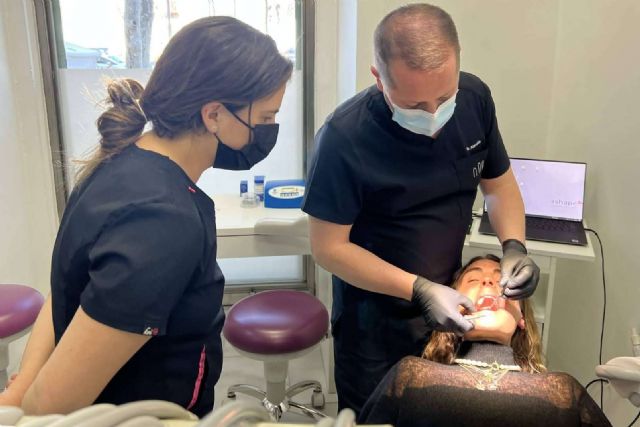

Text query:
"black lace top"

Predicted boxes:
[[359, 342, 611, 427]]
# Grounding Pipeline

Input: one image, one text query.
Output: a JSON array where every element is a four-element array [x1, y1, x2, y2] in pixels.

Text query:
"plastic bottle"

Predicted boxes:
[[254, 175, 265, 202], [240, 179, 248, 196]]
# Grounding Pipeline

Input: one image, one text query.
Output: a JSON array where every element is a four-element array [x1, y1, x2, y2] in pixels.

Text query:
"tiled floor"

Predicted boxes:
[[214, 336, 338, 422]]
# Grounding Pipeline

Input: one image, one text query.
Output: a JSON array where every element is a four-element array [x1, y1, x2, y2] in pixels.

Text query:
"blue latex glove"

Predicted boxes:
[[412, 276, 475, 336], [500, 239, 541, 299]]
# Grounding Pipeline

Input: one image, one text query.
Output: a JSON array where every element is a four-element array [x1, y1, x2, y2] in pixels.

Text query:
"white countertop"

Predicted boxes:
[[214, 194, 307, 237], [213, 194, 595, 263]]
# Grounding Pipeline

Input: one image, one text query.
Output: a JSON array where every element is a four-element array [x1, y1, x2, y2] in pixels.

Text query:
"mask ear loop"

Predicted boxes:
[[213, 103, 230, 145], [227, 103, 256, 143], [228, 104, 254, 128], [247, 103, 254, 143]]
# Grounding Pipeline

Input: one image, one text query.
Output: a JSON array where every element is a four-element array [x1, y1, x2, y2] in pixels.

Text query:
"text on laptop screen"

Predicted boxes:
[[510, 158, 586, 221]]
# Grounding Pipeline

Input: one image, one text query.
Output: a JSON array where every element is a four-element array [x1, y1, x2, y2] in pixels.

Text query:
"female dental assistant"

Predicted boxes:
[[0, 16, 292, 417]]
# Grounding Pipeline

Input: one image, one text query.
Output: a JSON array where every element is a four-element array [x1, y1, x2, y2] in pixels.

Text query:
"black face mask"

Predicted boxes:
[[212, 105, 279, 171]]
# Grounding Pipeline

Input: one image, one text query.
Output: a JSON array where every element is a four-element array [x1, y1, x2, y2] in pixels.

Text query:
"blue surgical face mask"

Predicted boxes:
[[389, 90, 458, 137], [213, 105, 279, 171]]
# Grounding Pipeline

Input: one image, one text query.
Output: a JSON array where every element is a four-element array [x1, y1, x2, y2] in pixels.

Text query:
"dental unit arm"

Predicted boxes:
[[595, 328, 640, 408]]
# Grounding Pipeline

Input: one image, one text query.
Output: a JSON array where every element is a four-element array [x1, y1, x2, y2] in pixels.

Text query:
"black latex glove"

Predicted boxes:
[[500, 239, 541, 299], [412, 276, 475, 336]]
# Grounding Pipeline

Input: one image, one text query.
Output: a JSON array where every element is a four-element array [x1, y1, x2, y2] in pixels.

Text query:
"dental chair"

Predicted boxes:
[[0, 284, 45, 389], [223, 290, 330, 421]]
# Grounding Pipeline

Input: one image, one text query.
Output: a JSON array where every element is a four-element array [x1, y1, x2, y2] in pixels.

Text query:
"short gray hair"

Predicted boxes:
[[374, 3, 460, 85]]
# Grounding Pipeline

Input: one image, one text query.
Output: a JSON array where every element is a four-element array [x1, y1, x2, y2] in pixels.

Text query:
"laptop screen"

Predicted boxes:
[[510, 158, 586, 221]]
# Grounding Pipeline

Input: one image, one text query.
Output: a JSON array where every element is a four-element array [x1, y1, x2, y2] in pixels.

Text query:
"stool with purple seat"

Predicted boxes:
[[223, 290, 329, 421], [0, 284, 45, 389]]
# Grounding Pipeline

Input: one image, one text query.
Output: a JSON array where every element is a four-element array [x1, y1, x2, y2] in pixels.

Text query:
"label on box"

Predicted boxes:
[[268, 185, 305, 199]]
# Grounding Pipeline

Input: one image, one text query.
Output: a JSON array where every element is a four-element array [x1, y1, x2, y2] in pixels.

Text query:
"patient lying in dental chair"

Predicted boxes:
[[358, 255, 611, 427]]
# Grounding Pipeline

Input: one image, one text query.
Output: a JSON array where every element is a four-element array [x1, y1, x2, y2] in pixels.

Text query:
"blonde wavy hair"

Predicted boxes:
[[422, 254, 546, 373]]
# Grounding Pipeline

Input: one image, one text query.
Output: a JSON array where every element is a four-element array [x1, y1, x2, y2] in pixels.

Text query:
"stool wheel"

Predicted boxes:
[[311, 390, 325, 409]]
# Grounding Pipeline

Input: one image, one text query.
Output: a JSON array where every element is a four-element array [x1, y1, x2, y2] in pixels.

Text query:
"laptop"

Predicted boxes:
[[478, 158, 588, 246]]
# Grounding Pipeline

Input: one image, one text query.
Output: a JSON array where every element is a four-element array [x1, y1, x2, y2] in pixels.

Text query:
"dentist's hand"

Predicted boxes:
[[500, 239, 540, 299], [412, 276, 475, 336]]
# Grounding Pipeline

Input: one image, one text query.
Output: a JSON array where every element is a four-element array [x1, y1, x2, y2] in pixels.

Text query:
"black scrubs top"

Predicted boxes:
[[50, 144, 224, 417], [302, 71, 510, 327]]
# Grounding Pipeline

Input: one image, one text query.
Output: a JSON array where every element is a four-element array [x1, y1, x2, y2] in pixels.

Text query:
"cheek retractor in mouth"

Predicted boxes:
[[476, 295, 507, 311], [477, 295, 497, 311]]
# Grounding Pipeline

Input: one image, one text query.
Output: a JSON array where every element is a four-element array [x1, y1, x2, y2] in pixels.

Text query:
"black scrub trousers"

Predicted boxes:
[[302, 72, 511, 415], [50, 144, 225, 417]]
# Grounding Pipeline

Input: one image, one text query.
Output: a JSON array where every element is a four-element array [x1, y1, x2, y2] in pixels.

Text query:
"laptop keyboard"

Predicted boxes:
[[526, 216, 581, 232]]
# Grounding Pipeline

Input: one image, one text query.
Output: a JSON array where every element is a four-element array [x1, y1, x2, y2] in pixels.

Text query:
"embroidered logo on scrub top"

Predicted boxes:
[[143, 326, 159, 336], [466, 140, 483, 151], [472, 160, 485, 178]]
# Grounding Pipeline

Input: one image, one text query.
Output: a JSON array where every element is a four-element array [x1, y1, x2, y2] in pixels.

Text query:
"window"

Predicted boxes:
[[42, 0, 313, 287]]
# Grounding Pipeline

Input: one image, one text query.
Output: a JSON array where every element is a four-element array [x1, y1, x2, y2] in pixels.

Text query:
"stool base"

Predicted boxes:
[[0, 328, 32, 389], [0, 342, 8, 390], [227, 380, 326, 421]]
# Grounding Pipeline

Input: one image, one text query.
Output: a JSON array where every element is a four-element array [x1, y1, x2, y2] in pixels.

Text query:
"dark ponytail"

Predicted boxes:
[[76, 78, 147, 182]]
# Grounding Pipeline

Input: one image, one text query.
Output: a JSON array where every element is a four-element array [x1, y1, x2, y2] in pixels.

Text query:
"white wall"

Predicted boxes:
[[314, 0, 340, 129], [351, 0, 559, 159], [337, 0, 358, 103], [0, 0, 59, 373], [544, 1, 640, 425]]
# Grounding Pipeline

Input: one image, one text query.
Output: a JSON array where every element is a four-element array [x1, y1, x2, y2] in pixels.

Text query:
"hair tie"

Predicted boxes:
[[135, 99, 148, 122]]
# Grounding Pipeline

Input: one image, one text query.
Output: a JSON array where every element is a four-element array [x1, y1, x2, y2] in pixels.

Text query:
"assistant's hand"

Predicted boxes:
[[500, 239, 540, 299], [412, 276, 475, 336]]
